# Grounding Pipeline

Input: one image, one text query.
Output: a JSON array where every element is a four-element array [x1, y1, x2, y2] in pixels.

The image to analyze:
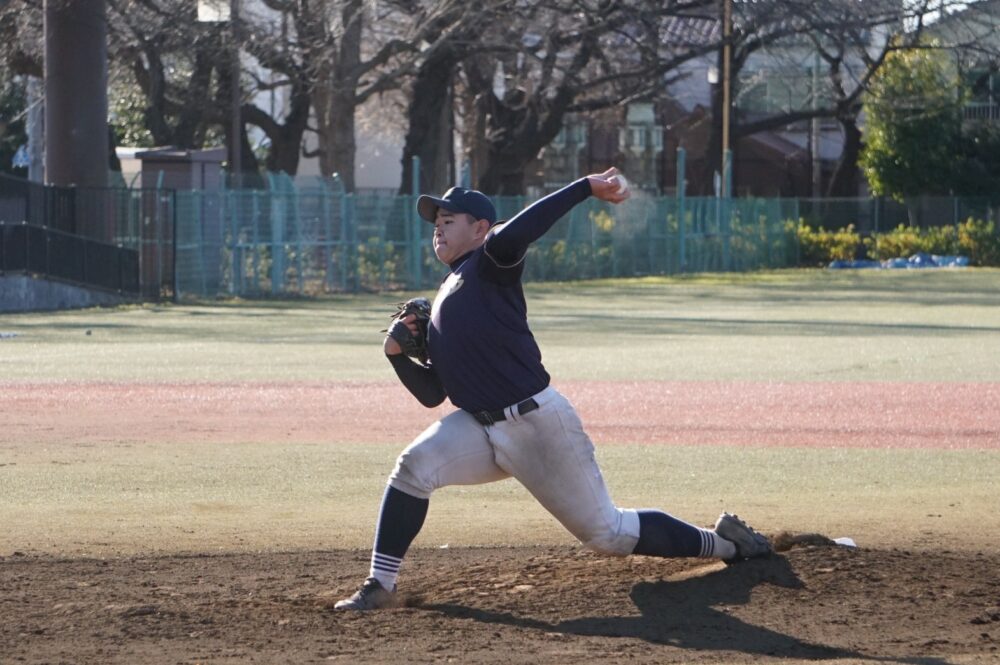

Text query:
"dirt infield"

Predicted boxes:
[[2, 379, 999, 663], [4, 545, 999, 664]]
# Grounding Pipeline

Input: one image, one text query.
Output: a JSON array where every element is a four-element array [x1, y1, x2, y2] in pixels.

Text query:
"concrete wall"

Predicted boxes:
[[0, 275, 132, 313]]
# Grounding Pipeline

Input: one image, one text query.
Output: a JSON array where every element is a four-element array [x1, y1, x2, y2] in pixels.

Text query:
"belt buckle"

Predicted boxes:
[[477, 410, 495, 425]]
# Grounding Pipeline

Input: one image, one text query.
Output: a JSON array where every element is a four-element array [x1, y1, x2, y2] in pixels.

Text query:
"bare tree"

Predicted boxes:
[[0, 0, 42, 78], [451, 1, 724, 195], [714, 0, 999, 196], [263, 0, 422, 189], [397, 2, 488, 194], [9, 0, 1000, 194], [99, 0, 274, 176], [108, 0, 222, 148], [239, 0, 315, 175], [104, 0, 417, 181], [727, 0, 916, 197]]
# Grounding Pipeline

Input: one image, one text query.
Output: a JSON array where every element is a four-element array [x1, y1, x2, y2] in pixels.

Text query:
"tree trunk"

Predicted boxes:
[[138, 49, 173, 146], [475, 93, 544, 195], [460, 30, 587, 197], [238, 116, 259, 177], [399, 46, 459, 195], [473, 92, 572, 196], [173, 51, 216, 149], [478, 146, 532, 195], [243, 79, 310, 176], [313, 0, 362, 190], [317, 91, 356, 189], [698, 79, 724, 196], [263, 109, 307, 176], [827, 116, 862, 197], [466, 83, 569, 195]]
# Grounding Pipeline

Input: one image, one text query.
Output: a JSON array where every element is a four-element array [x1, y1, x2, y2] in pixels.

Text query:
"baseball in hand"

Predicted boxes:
[[608, 174, 629, 195]]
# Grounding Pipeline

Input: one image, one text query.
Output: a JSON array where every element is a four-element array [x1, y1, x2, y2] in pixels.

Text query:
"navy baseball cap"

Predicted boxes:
[[417, 187, 496, 225]]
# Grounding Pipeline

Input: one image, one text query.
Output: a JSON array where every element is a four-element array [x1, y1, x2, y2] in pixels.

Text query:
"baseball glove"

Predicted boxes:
[[383, 297, 431, 363]]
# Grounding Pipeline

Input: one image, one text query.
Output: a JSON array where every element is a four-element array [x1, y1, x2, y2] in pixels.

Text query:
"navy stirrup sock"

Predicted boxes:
[[633, 509, 712, 558], [374, 485, 428, 557], [369, 486, 429, 587]]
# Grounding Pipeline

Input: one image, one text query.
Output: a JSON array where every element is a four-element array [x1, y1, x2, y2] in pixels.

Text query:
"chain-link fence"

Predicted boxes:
[[6, 171, 998, 301], [798, 196, 1000, 233], [170, 182, 800, 298]]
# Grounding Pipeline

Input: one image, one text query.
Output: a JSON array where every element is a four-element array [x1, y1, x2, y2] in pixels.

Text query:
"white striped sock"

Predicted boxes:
[[369, 551, 403, 590], [703, 529, 737, 559]]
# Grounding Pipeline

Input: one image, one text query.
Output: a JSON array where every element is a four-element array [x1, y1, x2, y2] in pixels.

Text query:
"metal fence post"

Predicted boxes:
[[410, 156, 422, 289], [332, 174, 348, 291], [676, 147, 686, 272], [230, 189, 240, 296], [267, 173, 285, 294], [251, 191, 260, 293], [405, 161, 415, 289], [722, 148, 732, 271], [195, 191, 207, 296], [289, 176, 304, 295], [171, 189, 178, 301], [322, 184, 334, 292], [349, 192, 360, 292], [156, 179, 164, 298]]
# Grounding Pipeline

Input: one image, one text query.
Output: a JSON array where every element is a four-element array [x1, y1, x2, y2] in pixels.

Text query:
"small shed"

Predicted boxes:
[[116, 147, 226, 190]]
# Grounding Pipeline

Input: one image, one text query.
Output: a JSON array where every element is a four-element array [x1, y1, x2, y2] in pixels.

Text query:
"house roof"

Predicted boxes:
[[660, 14, 720, 47], [925, 0, 1000, 55], [746, 128, 807, 159], [658, 1, 901, 50]]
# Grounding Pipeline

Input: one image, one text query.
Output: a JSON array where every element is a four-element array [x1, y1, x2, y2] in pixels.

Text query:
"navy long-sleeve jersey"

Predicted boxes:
[[422, 178, 592, 413]]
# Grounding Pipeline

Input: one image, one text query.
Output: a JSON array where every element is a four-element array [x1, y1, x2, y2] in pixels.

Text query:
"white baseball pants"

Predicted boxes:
[[388, 386, 641, 556]]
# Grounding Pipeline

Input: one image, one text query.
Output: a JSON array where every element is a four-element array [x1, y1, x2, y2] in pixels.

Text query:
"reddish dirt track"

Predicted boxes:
[[2, 380, 998, 448]]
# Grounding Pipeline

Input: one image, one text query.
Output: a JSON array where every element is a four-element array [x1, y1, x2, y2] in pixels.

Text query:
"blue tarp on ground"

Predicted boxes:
[[828, 253, 970, 270]]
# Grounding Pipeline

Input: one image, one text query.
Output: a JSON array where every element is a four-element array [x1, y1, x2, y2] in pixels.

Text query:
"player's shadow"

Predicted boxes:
[[421, 555, 948, 664]]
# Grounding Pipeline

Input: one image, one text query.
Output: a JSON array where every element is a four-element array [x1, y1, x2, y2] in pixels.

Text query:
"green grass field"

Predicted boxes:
[[3, 268, 1000, 382]]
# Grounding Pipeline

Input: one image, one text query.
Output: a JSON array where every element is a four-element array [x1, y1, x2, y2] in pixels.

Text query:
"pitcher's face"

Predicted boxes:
[[432, 210, 488, 264]]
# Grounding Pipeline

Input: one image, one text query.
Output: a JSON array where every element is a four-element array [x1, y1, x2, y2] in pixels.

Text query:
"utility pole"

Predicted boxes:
[[198, 0, 241, 185], [721, 0, 732, 198], [811, 51, 821, 198], [229, 0, 241, 187]]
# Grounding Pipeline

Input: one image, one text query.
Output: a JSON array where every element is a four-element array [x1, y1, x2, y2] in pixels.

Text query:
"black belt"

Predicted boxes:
[[473, 398, 539, 426]]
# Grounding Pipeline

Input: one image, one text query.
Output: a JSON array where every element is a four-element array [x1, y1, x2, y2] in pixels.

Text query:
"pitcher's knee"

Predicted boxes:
[[388, 447, 435, 499], [578, 509, 640, 557], [582, 530, 636, 557]]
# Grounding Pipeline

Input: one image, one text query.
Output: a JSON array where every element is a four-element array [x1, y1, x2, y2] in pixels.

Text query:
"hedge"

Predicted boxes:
[[792, 218, 1000, 267]]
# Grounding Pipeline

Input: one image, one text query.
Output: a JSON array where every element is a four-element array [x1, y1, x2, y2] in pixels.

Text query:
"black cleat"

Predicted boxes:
[[715, 512, 773, 563], [333, 577, 397, 611]]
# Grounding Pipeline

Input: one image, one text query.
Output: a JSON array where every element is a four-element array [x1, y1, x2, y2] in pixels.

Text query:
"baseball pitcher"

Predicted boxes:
[[335, 168, 772, 610]]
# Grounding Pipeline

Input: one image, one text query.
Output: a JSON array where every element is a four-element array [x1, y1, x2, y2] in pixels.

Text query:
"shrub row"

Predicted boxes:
[[793, 218, 1000, 267]]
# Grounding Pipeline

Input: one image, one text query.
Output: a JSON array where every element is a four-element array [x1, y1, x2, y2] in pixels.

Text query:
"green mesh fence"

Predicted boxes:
[[8, 172, 998, 300], [796, 196, 999, 233], [171, 186, 801, 298]]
